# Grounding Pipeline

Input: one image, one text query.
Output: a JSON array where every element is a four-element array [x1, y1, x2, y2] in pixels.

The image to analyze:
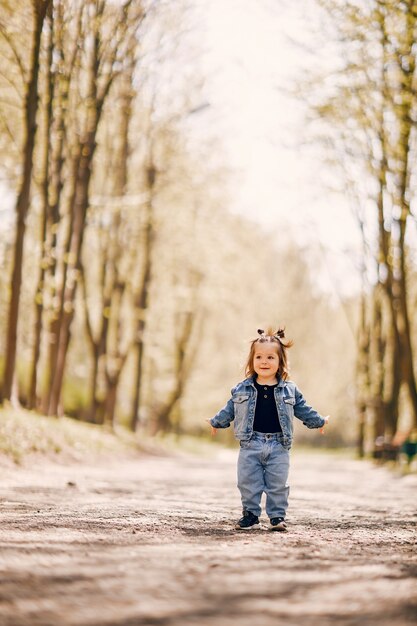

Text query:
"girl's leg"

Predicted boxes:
[[264, 442, 290, 519], [237, 440, 264, 517]]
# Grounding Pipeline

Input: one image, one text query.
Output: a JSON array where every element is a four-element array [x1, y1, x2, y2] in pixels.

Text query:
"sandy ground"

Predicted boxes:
[[0, 447, 416, 626]]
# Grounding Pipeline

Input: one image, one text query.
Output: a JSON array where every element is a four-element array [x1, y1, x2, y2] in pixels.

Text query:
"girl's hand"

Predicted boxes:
[[205, 417, 217, 436], [320, 415, 330, 435]]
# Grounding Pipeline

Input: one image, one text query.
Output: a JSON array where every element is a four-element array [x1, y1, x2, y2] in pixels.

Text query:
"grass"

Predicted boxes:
[[0, 406, 139, 465], [0, 407, 366, 467], [0, 407, 226, 466]]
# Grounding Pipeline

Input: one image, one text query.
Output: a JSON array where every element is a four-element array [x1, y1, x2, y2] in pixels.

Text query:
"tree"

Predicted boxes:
[[44, 0, 145, 416], [2, 0, 51, 402], [306, 0, 417, 453]]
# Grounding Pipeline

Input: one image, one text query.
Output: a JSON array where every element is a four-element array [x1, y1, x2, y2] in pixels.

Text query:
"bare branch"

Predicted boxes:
[[0, 108, 18, 148], [0, 24, 27, 83], [0, 67, 24, 101]]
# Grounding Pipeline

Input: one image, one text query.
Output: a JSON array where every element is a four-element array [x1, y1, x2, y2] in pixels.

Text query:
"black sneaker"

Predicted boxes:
[[269, 517, 287, 532], [235, 510, 259, 530]]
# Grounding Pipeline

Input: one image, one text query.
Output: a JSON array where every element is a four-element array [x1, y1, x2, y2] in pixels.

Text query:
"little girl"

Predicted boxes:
[[207, 327, 329, 531]]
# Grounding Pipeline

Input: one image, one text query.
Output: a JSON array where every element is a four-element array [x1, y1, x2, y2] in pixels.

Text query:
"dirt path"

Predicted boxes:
[[0, 448, 416, 626]]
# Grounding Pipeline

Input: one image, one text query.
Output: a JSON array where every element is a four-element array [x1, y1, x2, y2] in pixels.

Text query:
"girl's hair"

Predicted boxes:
[[245, 327, 294, 380]]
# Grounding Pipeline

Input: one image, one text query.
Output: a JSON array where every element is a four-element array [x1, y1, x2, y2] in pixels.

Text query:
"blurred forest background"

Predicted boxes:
[[0, 0, 416, 458]]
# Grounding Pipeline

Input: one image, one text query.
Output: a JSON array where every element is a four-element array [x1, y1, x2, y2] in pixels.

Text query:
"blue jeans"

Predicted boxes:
[[237, 432, 290, 519]]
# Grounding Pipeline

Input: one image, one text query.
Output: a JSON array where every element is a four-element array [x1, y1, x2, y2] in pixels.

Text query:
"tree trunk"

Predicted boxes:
[[47, 136, 95, 416], [82, 258, 110, 424], [152, 309, 196, 435], [42, 152, 80, 414], [28, 10, 54, 409], [88, 346, 100, 423], [396, 215, 417, 425], [392, 0, 417, 426], [2, 0, 51, 401], [129, 150, 157, 432], [103, 375, 121, 429], [371, 286, 387, 444], [130, 205, 154, 432], [356, 290, 370, 458]]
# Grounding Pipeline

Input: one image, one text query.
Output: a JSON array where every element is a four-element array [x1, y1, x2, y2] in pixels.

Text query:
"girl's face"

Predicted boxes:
[[253, 342, 280, 381]]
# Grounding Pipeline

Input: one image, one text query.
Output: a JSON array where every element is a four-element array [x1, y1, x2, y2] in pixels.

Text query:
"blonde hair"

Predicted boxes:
[[245, 327, 294, 381]]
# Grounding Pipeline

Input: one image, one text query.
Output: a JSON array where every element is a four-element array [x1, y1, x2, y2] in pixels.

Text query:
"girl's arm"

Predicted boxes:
[[207, 397, 235, 432], [293, 386, 326, 429]]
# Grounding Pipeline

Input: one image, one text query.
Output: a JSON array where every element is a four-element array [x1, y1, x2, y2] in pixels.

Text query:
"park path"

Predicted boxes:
[[0, 447, 416, 626]]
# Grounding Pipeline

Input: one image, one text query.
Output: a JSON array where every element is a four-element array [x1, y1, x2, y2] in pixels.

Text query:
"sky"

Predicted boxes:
[[196, 0, 362, 296]]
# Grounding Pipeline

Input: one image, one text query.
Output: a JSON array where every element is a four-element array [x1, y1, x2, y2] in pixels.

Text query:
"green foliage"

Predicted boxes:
[[62, 377, 90, 418]]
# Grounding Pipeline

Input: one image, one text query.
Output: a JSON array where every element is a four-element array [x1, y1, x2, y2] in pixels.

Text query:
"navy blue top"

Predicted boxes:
[[253, 380, 282, 433]]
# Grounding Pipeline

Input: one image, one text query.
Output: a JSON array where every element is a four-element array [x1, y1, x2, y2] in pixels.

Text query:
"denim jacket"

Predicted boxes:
[[209, 376, 325, 449]]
